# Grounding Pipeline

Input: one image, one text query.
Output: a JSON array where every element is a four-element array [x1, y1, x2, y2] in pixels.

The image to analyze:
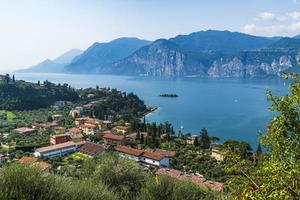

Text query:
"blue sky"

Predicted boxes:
[[1, 0, 300, 71]]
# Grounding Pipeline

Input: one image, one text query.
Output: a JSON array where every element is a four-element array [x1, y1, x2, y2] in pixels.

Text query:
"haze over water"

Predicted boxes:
[[15, 73, 288, 148]]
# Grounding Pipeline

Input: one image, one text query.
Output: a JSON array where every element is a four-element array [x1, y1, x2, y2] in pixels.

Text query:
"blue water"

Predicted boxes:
[[15, 73, 288, 148]]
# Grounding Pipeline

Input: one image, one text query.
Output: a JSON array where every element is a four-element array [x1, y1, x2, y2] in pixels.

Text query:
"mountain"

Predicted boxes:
[[111, 39, 206, 77], [65, 37, 151, 73], [169, 30, 276, 54], [53, 48, 83, 64], [17, 49, 82, 73], [110, 32, 300, 78]]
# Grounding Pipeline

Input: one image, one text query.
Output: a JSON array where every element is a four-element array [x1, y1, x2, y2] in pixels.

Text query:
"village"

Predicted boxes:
[[0, 95, 225, 192]]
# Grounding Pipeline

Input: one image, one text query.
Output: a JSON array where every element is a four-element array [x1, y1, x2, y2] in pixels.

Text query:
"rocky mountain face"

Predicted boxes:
[[26, 30, 299, 78], [111, 39, 206, 77]]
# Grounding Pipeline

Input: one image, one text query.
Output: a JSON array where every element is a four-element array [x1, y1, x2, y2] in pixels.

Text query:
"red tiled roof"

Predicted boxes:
[[14, 127, 36, 134], [103, 133, 125, 141], [68, 127, 81, 134], [115, 145, 144, 156], [144, 148, 176, 158], [79, 142, 105, 156], [142, 151, 165, 161], [156, 168, 224, 191]]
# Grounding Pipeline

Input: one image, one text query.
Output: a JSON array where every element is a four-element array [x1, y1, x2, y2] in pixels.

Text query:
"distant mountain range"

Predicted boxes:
[[17, 49, 83, 73], [17, 30, 300, 78]]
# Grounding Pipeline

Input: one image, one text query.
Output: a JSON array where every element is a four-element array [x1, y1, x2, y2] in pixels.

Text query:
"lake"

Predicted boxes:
[[15, 73, 288, 148]]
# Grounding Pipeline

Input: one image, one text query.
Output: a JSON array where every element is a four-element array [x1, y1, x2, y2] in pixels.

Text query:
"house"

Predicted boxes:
[[114, 145, 169, 167], [144, 148, 176, 158], [211, 148, 225, 161], [52, 126, 66, 134], [79, 142, 106, 157], [156, 168, 224, 191], [31, 121, 59, 132], [126, 132, 137, 141], [115, 145, 144, 161], [114, 126, 129, 134], [101, 120, 112, 129], [186, 135, 197, 145], [69, 107, 84, 118], [0, 153, 4, 166], [67, 128, 84, 142], [50, 134, 70, 145], [34, 142, 78, 158], [103, 133, 126, 145], [18, 156, 51, 171], [79, 123, 98, 135], [52, 114, 64, 121], [140, 151, 169, 167], [87, 93, 95, 98], [14, 127, 36, 135]]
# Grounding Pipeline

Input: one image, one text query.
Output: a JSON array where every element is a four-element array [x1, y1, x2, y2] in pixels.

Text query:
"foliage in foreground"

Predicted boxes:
[[225, 71, 300, 199], [0, 154, 220, 200]]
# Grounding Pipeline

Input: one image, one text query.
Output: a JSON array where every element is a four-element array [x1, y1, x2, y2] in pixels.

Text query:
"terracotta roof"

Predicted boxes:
[[156, 168, 224, 191], [18, 156, 38, 164], [14, 127, 36, 134], [81, 123, 97, 129], [115, 145, 144, 156], [52, 126, 66, 131], [142, 151, 165, 161], [79, 142, 105, 156], [103, 133, 125, 141], [35, 142, 76, 153], [144, 148, 176, 158], [68, 127, 81, 134]]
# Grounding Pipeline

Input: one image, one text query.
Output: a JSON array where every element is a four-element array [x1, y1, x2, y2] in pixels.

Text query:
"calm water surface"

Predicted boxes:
[[15, 73, 288, 148]]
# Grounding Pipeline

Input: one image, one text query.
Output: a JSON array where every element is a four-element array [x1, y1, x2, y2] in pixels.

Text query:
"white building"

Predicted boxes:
[[34, 142, 78, 158], [114, 145, 169, 167], [139, 151, 169, 167]]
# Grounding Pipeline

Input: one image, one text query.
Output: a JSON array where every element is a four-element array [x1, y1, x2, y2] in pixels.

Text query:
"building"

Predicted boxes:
[[115, 145, 144, 161], [156, 168, 224, 191], [211, 148, 225, 161], [186, 135, 197, 145], [79, 142, 106, 157], [144, 148, 176, 158], [18, 156, 51, 171], [140, 151, 169, 167], [52, 126, 66, 134], [115, 145, 169, 167], [79, 123, 98, 135], [114, 126, 129, 134], [50, 134, 70, 145], [101, 120, 112, 129], [52, 114, 64, 121], [69, 107, 84, 118], [103, 133, 126, 145], [67, 128, 84, 142], [34, 142, 78, 158], [126, 132, 137, 141], [14, 127, 36, 135]]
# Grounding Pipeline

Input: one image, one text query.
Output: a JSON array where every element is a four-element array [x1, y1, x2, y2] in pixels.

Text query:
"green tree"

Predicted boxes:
[[199, 128, 211, 150], [226, 71, 300, 199]]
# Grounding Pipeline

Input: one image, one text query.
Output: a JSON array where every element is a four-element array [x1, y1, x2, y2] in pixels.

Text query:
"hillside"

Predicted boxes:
[[0, 75, 79, 110]]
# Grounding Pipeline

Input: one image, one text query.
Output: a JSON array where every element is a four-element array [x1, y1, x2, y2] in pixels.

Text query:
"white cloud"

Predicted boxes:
[[243, 22, 300, 36], [258, 12, 276, 21], [287, 11, 300, 20]]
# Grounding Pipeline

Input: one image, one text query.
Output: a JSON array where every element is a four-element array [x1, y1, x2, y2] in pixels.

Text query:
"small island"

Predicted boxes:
[[159, 94, 179, 98]]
